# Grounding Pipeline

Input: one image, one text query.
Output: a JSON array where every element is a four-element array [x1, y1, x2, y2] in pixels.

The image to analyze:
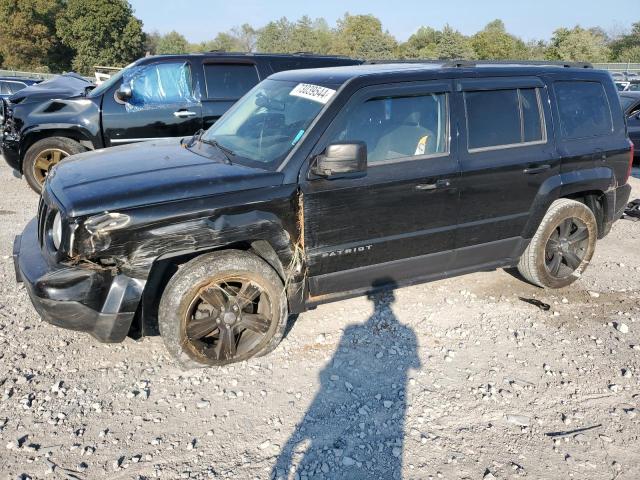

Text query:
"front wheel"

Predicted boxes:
[[158, 250, 288, 368], [518, 198, 597, 289], [22, 137, 86, 193]]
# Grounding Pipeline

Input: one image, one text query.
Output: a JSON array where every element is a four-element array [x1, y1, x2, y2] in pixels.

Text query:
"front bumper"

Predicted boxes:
[[14, 218, 145, 343]]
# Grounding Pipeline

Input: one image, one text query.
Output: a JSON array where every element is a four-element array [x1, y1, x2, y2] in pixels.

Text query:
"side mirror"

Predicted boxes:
[[115, 84, 133, 103], [311, 142, 367, 180]]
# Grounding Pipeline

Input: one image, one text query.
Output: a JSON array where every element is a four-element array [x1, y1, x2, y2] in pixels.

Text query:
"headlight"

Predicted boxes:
[[52, 212, 62, 250]]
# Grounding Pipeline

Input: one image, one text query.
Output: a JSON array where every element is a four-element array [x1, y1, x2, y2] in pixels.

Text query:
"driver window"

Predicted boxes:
[[127, 62, 194, 108], [327, 93, 449, 165]]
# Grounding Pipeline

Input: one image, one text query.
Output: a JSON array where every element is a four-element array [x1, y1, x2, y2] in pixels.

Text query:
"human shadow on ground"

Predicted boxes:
[[272, 280, 421, 480]]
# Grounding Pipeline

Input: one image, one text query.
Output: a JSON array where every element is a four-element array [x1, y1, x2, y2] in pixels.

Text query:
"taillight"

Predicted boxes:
[[625, 139, 634, 184]]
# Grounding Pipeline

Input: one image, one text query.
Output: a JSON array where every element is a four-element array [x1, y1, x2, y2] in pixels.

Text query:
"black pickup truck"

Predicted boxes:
[[14, 61, 633, 368], [0, 53, 361, 192]]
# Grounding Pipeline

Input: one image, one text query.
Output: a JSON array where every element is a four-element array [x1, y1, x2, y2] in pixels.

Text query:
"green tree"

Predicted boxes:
[[546, 26, 610, 62], [143, 31, 162, 55], [398, 26, 439, 58], [231, 23, 257, 52], [332, 13, 398, 60], [197, 32, 242, 52], [0, 0, 71, 72], [524, 39, 548, 60], [471, 20, 527, 59], [56, 0, 144, 74], [610, 22, 640, 61], [155, 31, 189, 54], [256, 17, 295, 53], [435, 25, 475, 60]]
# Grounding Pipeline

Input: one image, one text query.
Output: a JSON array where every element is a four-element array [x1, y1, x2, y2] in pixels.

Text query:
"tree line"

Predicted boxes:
[[1, 0, 639, 76]]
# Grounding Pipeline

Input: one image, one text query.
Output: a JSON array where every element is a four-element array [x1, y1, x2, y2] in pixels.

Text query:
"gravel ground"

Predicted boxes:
[[0, 159, 639, 480]]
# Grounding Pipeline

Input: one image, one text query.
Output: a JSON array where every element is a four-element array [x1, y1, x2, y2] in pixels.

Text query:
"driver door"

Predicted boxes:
[[301, 81, 460, 299], [101, 60, 203, 146]]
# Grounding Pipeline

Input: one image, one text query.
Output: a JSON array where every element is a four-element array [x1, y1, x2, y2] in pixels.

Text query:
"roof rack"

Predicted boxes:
[[365, 59, 594, 69], [442, 60, 593, 69]]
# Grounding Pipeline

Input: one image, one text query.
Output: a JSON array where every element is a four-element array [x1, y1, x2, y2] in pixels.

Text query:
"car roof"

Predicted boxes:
[[269, 61, 603, 85]]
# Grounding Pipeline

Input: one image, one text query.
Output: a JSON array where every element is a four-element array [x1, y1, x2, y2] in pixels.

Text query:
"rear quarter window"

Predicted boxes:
[[554, 81, 613, 139]]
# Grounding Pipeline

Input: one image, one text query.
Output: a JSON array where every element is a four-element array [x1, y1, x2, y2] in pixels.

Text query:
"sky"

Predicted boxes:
[[128, 0, 634, 44]]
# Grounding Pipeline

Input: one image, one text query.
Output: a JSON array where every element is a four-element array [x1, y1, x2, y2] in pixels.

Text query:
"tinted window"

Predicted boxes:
[[520, 88, 543, 142], [465, 88, 544, 150], [327, 93, 448, 165], [466, 90, 521, 149], [204, 64, 259, 99], [555, 81, 612, 139], [0, 82, 8, 95]]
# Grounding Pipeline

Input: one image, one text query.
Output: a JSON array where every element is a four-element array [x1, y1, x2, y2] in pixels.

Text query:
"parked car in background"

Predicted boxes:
[[0, 53, 362, 193], [0, 77, 41, 99], [6, 72, 94, 105], [13, 61, 633, 367], [620, 91, 640, 161]]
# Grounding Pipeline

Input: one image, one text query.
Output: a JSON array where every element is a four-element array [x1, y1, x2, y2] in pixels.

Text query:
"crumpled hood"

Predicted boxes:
[[8, 73, 93, 105], [46, 139, 284, 217]]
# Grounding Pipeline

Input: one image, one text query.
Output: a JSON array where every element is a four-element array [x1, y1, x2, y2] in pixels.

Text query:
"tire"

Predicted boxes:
[[23, 137, 86, 193], [518, 198, 597, 289], [158, 250, 288, 369]]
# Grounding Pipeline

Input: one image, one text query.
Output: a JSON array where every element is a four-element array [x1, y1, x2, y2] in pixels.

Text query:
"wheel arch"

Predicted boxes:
[[19, 126, 98, 169], [130, 239, 291, 339], [521, 167, 614, 240]]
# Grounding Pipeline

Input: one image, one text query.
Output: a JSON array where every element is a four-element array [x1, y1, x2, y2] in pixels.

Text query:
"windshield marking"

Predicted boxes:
[[290, 83, 336, 104], [291, 129, 305, 145]]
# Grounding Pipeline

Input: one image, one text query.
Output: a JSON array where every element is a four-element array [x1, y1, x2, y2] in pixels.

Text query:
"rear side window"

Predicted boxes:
[[555, 81, 613, 139], [204, 64, 259, 100], [465, 88, 544, 150]]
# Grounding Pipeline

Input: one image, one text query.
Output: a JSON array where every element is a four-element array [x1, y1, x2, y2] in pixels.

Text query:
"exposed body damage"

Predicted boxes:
[[13, 62, 634, 361]]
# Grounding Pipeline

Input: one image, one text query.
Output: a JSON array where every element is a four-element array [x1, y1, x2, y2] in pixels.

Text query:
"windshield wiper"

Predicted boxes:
[[200, 137, 234, 165]]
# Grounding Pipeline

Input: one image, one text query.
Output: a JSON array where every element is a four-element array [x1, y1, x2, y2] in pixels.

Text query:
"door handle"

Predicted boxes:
[[523, 164, 551, 174], [174, 110, 197, 118], [416, 179, 451, 190]]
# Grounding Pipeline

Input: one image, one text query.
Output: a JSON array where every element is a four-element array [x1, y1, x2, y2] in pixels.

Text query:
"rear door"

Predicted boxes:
[[201, 61, 261, 129], [455, 77, 558, 269], [302, 81, 460, 298], [101, 59, 203, 146]]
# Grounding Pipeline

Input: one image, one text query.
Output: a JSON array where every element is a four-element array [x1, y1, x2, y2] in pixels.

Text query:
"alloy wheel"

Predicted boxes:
[[182, 276, 273, 364], [32, 148, 68, 185], [544, 217, 590, 279]]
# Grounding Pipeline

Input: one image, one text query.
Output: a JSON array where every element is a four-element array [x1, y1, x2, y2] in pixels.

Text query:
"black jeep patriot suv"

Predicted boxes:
[[1, 52, 360, 193], [14, 61, 633, 368]]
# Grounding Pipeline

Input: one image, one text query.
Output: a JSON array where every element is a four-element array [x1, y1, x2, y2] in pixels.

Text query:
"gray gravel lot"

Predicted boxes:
[[0, 159, 639, 480]]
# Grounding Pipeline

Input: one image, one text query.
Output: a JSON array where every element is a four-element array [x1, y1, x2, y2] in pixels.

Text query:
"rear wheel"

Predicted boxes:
[[158, 250, 288, 368], [23, 137, 86, 193], [518, 199, 597, 288]]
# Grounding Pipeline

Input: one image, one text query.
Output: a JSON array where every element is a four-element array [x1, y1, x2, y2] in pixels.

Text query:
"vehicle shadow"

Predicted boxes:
[[272, 280, 420, 480]]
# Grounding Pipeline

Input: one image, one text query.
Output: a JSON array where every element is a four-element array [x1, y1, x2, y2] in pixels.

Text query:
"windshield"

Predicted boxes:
[[87, 62, 135, 98], [201, 79, 336, 167]]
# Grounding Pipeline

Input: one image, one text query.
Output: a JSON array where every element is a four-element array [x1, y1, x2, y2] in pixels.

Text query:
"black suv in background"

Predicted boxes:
[[0, 53, 361, 192], [14, 62, 633, 368]]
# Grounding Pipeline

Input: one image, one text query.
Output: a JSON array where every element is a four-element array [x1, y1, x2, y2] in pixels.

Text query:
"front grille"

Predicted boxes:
[[37, 197, 49, 247]]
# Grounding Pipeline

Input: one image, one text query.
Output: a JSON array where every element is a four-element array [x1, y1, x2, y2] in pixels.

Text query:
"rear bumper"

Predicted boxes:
[[14, 218, 145, 343]]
